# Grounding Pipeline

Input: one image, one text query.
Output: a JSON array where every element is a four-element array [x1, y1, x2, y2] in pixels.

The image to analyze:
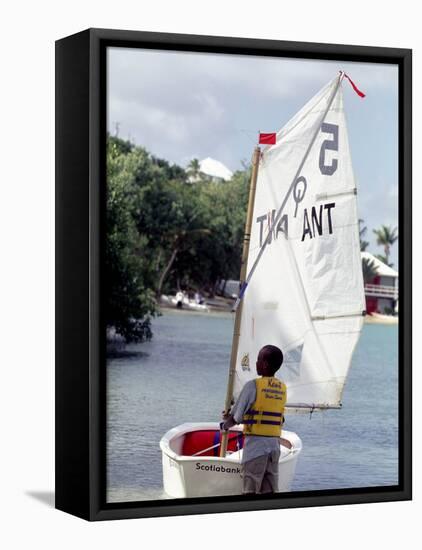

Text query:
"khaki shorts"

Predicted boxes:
[[242, 450, 281, 494]]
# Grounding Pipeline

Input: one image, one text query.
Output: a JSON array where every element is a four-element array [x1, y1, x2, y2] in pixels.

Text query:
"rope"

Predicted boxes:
[[191, 433, 242, 457]]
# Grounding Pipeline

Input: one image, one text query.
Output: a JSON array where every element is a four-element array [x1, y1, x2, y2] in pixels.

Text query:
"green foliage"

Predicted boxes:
[[362, 256, 378, 283], [186, 158, 201, 181], [374, 254, 393, 268], [106, 137, 158, 342], [106, 135, 249, 341], [358, 219, 369, 251], [373, 225, 398, 266]]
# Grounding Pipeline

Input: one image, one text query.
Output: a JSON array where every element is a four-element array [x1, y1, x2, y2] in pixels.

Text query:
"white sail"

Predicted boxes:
[[234, 75, 366, 410]]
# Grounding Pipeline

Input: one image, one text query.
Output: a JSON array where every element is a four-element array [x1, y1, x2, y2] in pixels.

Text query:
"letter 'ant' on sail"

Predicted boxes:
[[301, 203, 336, 241]]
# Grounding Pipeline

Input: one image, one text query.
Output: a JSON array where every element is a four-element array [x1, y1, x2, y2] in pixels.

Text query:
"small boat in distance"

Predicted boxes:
[[160, 292, 210, 312], [160, 72, 366, 498]]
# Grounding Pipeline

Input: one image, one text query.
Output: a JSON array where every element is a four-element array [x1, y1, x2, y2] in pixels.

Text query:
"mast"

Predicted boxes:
[[220, 145, 261, 458]]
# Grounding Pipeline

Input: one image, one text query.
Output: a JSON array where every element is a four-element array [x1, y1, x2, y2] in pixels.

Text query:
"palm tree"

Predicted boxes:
[[375, 254, 389, 266], [187, 158, 201, 182], [373, 225, 398, 266], [358, 219, 369, 251], [362, 256, 378, 283]]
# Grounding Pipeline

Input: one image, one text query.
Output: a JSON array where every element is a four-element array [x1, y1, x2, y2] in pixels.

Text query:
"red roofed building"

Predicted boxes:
[[362, 251, 399, 315]]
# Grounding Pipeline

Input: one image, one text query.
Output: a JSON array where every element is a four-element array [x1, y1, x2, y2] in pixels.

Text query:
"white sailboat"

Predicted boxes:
[[160, 72, 366, 498]]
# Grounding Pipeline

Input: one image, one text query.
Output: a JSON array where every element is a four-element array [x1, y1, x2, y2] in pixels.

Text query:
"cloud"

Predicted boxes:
[[107, 46, 399, 264], [109, 47, 397, 103], [107, 47, 397, 169]]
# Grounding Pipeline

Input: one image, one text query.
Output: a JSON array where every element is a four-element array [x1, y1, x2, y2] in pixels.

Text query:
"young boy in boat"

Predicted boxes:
[[221, 344, 288, 494]]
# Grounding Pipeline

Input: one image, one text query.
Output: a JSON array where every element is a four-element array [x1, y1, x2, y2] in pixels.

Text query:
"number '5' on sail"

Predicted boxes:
[[234, 74, 366, 412]]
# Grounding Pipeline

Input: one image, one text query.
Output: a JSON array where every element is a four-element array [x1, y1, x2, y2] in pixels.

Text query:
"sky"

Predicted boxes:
[[107, 47, 399, 267]]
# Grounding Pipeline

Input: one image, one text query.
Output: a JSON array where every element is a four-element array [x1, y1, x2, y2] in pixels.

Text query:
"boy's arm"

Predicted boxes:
[[221, 415, 236, 431], [221, 381, 256, 430]]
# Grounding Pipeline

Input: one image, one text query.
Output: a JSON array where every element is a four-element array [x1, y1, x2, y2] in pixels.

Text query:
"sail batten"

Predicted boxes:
[[285, 404, 343, 414], [315, 188, 357, 200], [311, 311, 365, 321], [234, 75, 365, 410]]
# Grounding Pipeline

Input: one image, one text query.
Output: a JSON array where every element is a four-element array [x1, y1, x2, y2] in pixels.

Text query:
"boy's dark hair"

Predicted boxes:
[[262, 345, 284, 374]]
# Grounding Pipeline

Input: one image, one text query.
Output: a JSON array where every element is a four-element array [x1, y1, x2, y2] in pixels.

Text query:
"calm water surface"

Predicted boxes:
[[107, 310, 398, 502]]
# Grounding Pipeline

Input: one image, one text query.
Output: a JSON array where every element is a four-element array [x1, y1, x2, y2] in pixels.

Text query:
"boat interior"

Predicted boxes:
[[170, 429, 244, 457], [168, 428, 293, 458]]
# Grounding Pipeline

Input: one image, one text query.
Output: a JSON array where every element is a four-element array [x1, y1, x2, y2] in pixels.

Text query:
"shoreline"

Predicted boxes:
[[364, 313, 398, 325], [159, 301, 399, 325]]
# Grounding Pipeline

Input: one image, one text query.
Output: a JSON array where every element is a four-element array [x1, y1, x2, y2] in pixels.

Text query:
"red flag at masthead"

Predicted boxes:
[[259, 132, 277, 145]]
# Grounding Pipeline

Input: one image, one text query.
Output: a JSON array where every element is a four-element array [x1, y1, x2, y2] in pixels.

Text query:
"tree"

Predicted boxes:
[[187, 158, 201, 182], [106, 138, 158, 342], [105, 135, 251, 340], [156, 168, 250, 296], [187, 168, 249, 295], [373, 225, 398, 266], [362, 256, 378, 283], [153, 182, 212, 297], [358, 219, 369, 251]]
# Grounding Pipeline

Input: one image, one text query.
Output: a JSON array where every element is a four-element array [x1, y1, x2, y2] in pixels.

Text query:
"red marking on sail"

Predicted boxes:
[[259, 132, 277, 145], [344, 73, 366, 98]]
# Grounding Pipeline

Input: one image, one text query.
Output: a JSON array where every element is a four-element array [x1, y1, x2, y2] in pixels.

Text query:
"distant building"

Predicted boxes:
[[362, 251, 398, 314], [188, 157, 233, 183]]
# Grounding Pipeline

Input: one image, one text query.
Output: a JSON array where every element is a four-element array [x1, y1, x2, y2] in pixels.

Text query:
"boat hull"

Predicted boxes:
[[160, 294, 209, 312], [160, 422, 302, 498]]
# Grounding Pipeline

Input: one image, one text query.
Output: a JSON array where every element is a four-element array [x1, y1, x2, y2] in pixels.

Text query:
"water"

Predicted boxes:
[[107, 310, 398, 502]]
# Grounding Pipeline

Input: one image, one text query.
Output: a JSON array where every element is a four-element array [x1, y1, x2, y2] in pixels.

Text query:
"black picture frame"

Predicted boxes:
[[55, 28, 412, 521]]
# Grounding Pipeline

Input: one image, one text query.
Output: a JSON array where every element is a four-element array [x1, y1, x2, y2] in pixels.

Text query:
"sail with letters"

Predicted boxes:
[[233, 73, 366, 410]]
